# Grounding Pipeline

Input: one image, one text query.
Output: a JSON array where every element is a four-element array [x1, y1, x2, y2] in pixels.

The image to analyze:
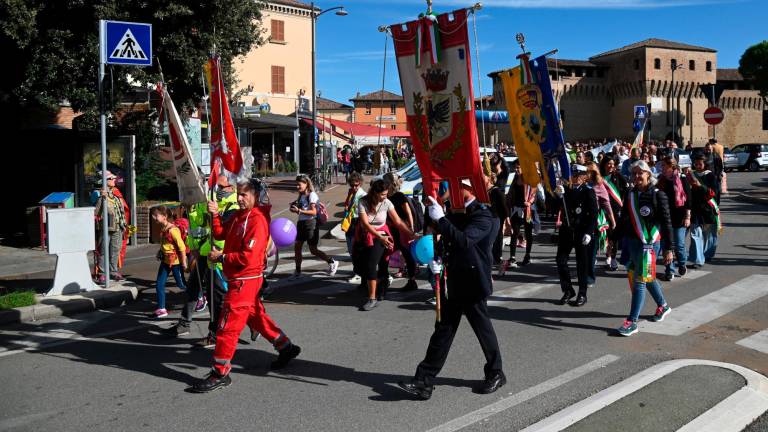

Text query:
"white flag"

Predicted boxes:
[[160, 85, 207, 205]]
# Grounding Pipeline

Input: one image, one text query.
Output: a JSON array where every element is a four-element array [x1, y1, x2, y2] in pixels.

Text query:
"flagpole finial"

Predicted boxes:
[[515, 33, 526, 53], [426, 0, 432, 14]]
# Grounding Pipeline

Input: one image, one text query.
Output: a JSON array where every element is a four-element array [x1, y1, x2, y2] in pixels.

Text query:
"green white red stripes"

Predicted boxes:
[[604, 178, 622, 207], [628, 191, 661, 282], [708, 198, 722, 234], [416, 13, 441, 67]]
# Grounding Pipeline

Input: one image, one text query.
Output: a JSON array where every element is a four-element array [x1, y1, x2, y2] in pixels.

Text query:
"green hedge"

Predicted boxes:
[[0, 290, 37, 310]]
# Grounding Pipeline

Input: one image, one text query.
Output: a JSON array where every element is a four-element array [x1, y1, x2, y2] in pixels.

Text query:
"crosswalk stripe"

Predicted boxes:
[[268, 262, 355, 290], [639, 274, 768, 336], [736, 329, 768, 355], [489, 283, 559, 306]]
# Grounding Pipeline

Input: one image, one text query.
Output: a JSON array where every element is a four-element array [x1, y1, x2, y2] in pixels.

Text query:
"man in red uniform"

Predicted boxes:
[[192, 179, 301, 393]]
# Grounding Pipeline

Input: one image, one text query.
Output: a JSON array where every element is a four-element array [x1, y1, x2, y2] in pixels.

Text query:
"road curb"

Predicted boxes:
[[0, 282, 140, 326]]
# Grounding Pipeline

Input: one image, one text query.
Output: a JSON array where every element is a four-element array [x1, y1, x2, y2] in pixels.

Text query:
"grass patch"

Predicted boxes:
[[0, 290, 37, 310]]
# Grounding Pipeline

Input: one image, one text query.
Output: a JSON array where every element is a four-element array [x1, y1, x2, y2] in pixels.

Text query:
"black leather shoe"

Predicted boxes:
[[558, 290, 576, 305], [191, 371, 232, 393], [271, 344, 301, 370], [478, 371, 506, 394], [569, 295, 587, 307], [398, 379, 433, 400]]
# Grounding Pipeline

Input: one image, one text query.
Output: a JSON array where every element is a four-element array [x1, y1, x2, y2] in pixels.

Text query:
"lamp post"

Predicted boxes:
[[670, 62, 685, 145], [311, 2, 347, 170]]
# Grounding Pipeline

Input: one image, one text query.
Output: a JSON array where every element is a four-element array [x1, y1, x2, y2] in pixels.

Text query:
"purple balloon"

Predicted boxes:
[[270, 218, 297, 247]]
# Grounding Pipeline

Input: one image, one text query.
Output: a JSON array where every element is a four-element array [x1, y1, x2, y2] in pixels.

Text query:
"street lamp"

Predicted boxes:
[[670, 61, 685, 145], [311, 3, 347, 170]]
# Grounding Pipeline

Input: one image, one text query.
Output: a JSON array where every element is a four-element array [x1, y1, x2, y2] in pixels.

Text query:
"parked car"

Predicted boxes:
[[731, 143, 768, 172], [723, 148, 739, 172]]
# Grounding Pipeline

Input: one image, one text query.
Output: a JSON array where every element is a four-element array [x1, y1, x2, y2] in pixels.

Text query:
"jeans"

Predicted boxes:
[[665, 227, 688, 275], [156, 263, 187, 310], [626, 239, 667, 321], [689, 223, 714, 266]]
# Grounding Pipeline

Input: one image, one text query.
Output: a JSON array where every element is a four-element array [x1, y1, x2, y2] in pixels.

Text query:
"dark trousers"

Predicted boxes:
[[510, 216, 533, 260], [585, 234, 598, 285], [415, 292, 503, 385], [556, 227, 592, 295], [492, 220, 504, 264], [181, 257, 225, 335]]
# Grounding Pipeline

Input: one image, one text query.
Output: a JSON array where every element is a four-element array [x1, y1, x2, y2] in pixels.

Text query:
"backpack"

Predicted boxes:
[[316, 201, 329, 225], [406, 196, 424, 233], [164, 219, 191, 255]]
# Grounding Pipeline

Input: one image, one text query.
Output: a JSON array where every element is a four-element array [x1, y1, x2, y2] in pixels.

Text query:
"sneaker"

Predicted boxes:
[[509, 258, 519, 269], [112, 272, 125, 281], [521, 255, 531, 266], [194, 296, 207, 313], [250, 328, 261, 342], [154, 308, 168, 318], [193, 334, 216, 349], [347, 274, 362, 284], [610, 261, 619, 272], [403, 279, 419, 291], [96, 274, 107, 285], [271, 344, 301, 370], [327, 259, 339, 276], [617, 320, 638, 337], [388, 275, 394, 285], [651, 304, 671, 322], [360, 299, 379, 311], [678, 265, 688, 276], [165, 321, 190, 336], [191, 371, 232, 393], [497, 260, 510, 276], [659, 273, 674, 282], [425, 296, 437, 306]]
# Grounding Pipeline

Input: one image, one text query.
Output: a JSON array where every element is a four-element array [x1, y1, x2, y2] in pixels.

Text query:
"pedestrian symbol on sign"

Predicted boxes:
[[110, 29, 147, 61]]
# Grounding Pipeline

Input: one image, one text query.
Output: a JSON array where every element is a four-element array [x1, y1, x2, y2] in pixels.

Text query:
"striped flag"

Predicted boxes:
[[632, 117, 647, 149]]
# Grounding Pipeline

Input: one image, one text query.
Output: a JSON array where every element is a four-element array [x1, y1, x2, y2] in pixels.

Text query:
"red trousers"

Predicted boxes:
[[212, 278, 291, 375]]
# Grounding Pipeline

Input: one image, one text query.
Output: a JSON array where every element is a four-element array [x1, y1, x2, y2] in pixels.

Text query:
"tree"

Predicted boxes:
[[739, 40, 768, 99]]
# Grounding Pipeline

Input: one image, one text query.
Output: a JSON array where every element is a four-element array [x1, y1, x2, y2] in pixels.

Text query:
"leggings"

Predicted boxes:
[[510, 216, 533, 260], [364, 239, 390, 281]]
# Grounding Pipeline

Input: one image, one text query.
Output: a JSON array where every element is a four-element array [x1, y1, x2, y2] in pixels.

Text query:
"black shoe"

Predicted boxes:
[[569, 295, 587, 307], [191, 371, 232, 393], [397, 379, 433, 400], [678, 265, 688, 276], [165, 321, 190, 337], [402, 279, 419, 291], [250, 328, 260, 342], [478, 371, 506, 394], [558, 290, 576, 305], [271, 344, 301, 370], [521, 255, 531, 266], [193, 334, 216, 349]]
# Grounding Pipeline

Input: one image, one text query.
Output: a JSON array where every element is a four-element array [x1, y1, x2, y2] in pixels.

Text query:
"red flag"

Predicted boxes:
[[205, 56, 243, 188]]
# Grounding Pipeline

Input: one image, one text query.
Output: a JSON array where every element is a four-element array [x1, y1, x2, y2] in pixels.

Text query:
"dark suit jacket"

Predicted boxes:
[[438, 200, 499, 300]]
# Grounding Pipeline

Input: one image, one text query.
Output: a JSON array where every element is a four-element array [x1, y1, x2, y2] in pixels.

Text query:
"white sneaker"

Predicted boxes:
[[347, 274, 362, 284], [388, 275, 394, 285], [327, 259, 339, 276]]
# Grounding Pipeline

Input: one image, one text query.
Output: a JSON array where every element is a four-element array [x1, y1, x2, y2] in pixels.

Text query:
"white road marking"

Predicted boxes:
[[639, 274, 768, 336], [488, 283, 559, 306], [427, 354, 620, 432], [521, 359, 768, 432], [736, 329, 768, 355]]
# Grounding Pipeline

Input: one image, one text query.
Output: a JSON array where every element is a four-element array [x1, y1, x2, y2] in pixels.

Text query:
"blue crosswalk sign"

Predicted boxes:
[[102, 20, 152, 66]]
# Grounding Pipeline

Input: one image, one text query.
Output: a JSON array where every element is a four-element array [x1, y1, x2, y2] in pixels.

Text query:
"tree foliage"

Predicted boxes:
[[0, 0, 265, 118], [739, 40, 768, 98]]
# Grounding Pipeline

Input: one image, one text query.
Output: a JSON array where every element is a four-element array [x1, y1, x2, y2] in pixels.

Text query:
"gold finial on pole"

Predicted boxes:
[[426, 0, 433, 14], [515, 33, 526, 54]]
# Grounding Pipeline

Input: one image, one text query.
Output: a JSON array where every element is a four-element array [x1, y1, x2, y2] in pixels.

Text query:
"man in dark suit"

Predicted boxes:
[[399, 180, 504, 400], [554, 165, 598, 306]]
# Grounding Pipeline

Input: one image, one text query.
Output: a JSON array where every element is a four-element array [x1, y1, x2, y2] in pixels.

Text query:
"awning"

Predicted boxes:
[[234, 112, 298, 130], [321, 117, 410, 138], [301, 118, 352, 142]]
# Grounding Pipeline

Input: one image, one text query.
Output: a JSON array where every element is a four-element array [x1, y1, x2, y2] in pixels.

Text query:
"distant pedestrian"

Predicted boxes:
[[383, 172, 419, 292], [656, 156, 691, 281], [342, 172, 367, 285], [599, 155, 628, 271], [94, 170, 128, 284], [502, 161, 535, 271], [687, 155, 719, 268], [289, 174, 338, 279], [150, 206, 188, 318]]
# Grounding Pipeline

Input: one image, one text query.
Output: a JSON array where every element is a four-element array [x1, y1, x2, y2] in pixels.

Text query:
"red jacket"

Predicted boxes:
[[212, 206, 270, 280]]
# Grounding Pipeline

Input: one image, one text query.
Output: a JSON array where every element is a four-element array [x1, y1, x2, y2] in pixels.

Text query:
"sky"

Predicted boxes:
[[311, 0, 767, 105]]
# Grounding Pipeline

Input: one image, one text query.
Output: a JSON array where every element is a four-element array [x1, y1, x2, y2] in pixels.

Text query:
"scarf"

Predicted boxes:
[[597, 210, 609, 253], [604, 177, 623, 207], [664, 170, 687, 208], [628, 190, 660, 283], [708, 198, 723, 234]]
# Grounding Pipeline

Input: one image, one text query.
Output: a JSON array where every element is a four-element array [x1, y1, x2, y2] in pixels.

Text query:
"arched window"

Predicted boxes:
[[654, 58, 661, 70]]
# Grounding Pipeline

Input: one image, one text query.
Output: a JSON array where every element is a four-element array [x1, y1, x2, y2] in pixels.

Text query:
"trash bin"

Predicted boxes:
[[39, 192, 76, 250]]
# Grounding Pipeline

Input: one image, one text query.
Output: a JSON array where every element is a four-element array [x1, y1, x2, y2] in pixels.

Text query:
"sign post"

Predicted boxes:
[[98, 20, 152, 288]]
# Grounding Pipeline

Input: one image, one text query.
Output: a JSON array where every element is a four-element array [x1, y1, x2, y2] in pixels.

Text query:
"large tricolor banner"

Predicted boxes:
[[391, 8, 488, 209], [158, 84, 207, 205]]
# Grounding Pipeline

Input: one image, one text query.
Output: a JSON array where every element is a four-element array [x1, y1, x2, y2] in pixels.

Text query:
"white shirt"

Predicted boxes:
[[358, 198, 394, 229], [297, 192, 319, 222]]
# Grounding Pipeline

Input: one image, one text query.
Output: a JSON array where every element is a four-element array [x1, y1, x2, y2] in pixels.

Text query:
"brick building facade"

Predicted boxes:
[[485, 38, 768, 148]]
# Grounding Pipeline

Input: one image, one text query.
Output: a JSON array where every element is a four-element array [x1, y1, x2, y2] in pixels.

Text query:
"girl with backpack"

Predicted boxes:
[[150, 206, 188, 318], [289, 174, 338, 279]]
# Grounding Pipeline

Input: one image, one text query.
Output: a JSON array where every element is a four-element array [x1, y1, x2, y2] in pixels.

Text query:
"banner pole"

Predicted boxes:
[[98, 20, 110, 289]]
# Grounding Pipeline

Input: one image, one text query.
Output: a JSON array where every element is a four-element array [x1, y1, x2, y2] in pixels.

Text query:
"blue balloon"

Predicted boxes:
[[411, 235, 435, 265]]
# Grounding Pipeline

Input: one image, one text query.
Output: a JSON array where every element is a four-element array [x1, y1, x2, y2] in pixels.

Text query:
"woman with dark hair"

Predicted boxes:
[[687, 155, 719, 268], [290, 174, 338, 278], [383, 172, 418, 291], [501, 161, 535, 273], [585, 162, 616, 287], [657, 156, 692, 280], [150, 206, 188, 318], [615, 161, 674, 336], [356, 179, 414, 311], [599, 154, 628, 271]]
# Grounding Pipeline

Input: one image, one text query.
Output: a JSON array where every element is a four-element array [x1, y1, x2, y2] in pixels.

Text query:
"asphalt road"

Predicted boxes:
[[1, 170, 767, 432]]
